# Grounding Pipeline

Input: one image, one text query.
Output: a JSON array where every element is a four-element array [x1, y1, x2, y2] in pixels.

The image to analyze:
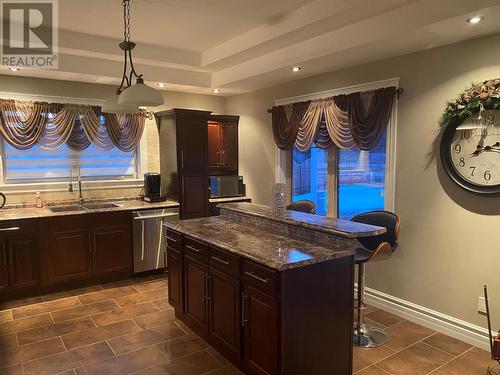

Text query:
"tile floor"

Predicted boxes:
[[0, 275, 496, 374]]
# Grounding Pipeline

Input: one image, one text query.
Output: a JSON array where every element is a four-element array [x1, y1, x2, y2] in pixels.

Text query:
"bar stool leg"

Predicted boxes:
[[353, 263, 388, 348]]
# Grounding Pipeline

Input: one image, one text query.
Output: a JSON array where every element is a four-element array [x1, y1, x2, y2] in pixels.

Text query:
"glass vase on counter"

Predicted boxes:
[[271, 183, 288, 215]]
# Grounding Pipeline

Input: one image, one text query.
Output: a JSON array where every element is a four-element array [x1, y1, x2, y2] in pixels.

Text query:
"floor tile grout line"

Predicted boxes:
[[204, 348, 227, 367], [373, 364, 395, 375], [424, 346, 476, 374], [420, 338, 472, 358]]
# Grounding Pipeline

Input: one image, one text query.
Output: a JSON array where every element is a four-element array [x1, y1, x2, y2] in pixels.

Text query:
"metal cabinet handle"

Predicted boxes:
[[2, 243, 6, 267], [222, 150, 225, 167], [0, 227, 20, 232], [211, 256, 230, 265], [186, 245, 202, 253], [244, 271, 269, 284], [166, 236, 178, 243], [163, 252, 167, 275], [181, 150, 184, 169], [242, 292, 248, 327]]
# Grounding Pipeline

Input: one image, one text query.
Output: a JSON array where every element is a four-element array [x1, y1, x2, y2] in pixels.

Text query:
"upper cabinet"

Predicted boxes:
[[208, 115, 239, 176], [156, 109, 211, 219]]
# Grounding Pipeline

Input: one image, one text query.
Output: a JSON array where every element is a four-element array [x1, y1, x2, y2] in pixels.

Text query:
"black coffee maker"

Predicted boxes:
[[143, 173, 165, 202]]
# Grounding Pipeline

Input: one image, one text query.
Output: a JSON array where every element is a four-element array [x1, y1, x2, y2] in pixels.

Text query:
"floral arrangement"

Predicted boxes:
[[440, 79, 500, 128]]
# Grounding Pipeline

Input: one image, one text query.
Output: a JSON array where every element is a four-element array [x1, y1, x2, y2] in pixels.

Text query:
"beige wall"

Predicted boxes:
[[228, 33, 500, 330], [0, 75, 226, 204]]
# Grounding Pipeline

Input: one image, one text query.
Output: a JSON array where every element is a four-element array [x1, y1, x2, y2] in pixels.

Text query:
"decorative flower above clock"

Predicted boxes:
[[440, 79, 500, 196]]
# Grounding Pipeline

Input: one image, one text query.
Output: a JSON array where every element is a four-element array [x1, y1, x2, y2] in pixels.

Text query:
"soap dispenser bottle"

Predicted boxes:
[[35, 192, 43, 208]]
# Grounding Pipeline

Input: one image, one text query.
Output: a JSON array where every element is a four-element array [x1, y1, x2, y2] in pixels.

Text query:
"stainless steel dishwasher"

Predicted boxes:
[[132, 207, 179, 274]]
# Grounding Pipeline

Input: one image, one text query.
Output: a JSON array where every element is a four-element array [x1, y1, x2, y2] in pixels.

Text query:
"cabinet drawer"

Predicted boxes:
[[165, 229, 183, 250], [242, 260, 278, 295], [209, 246, 240, 277], [184, 237, 208, 261], [0, 219, 37, 235]]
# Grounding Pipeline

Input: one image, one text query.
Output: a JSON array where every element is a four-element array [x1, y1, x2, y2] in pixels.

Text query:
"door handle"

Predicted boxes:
[[185, 245, 202, 253], [2, 243, 6, 267], [244, 271, 269, 284], [211, 256, 230, 265], [242, 292, 248, 327], [0, 227, 20, 232]]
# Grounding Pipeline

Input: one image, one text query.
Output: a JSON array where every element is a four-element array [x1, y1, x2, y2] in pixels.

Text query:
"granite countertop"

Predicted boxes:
[[164, 216, 353, 271], [209, 196, 250, 203], [219, 202, 385, 238], [0, 199, 179, 222]]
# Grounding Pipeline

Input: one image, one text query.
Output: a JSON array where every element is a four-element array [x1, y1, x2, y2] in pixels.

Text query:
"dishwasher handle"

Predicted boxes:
[[133, 213, 178, 220]]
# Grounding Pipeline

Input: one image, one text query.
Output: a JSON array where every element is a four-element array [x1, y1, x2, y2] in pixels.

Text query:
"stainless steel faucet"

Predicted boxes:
[[69, 161, 84, 206]]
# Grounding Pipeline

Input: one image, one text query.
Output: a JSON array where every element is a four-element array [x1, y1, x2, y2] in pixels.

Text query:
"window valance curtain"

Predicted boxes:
[[272, 86, 397, 152], [0, 99, 146, 152]]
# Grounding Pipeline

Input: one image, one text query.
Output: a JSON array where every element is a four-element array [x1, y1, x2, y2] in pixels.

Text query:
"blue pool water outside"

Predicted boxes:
[[293, 184, 384, 220]]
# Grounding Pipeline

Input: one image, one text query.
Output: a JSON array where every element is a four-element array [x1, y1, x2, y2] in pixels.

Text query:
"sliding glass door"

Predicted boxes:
[[291, 131, 389, 219]]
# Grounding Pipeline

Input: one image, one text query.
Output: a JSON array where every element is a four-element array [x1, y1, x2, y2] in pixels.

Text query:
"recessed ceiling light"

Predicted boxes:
[[157, 83, 165, 88], [212, 89, 220, 94], [291, 66, 302, 72], [467, 16, 484, 24], [9, 67, 19, 71]]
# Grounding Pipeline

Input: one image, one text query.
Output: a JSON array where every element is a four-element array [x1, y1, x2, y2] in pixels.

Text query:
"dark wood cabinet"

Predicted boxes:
[[48, 212, 132, 284], [8, 235, 40, 289], [208, 116, 239, 176], [49, 229, 92, 283], [167, 246, 183, 312], [0, 240, 10, 292], [243, 283, 278, 375], [156, 109, 211, 219], [209, 266, 241, 356], [165, 231, 354, 375], [93, 224, 132, 276], [184, 254, 209, 331]]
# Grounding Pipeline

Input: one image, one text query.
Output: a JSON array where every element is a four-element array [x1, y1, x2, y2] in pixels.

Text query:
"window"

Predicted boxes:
[[337, 131, 386, 219], [291, 131, 392, 219], [291, 145, 328, 215], [2, 142, 138, 183]]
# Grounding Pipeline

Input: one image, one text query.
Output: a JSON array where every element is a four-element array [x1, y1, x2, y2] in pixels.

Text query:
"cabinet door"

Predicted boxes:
[[208, 267, 241, 355], [178, 116, 208, 174], [8, 235, 40, 289], [208, 122, 222, 172], [0, 240, 9, 292], [93, 224, 132, 276], [221, 123, 238, 174], [243, 284, 278, 375], [184, 255, 209, 330], [180, 175, 209, 219], [167, 246, 183, 312], [49, 230, 92, 283]]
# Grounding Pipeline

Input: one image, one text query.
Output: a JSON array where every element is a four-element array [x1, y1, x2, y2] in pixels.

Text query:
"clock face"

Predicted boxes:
[[441, 111, 500, 195]]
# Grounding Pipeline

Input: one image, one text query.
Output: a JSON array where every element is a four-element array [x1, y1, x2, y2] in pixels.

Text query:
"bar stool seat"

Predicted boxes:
[[286, 200, 317, 214], [352, 211, 400, 348]]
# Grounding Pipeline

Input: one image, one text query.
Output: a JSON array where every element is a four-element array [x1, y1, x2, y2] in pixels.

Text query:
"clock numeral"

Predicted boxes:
[[469, 166, 476, 176], [484, 170, 492, 181], [454, 144, 462, 154], [461, 130, 471, 140], [459, 157, 465, 167]]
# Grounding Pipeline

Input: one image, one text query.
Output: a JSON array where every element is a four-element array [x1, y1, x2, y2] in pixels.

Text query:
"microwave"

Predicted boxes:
[[209, 175, 245, 198]]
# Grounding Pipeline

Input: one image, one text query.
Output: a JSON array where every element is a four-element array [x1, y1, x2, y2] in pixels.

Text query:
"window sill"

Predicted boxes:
[[0, 179, 144, 194]]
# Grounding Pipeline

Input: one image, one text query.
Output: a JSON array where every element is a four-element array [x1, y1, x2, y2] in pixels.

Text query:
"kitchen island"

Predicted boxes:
[[163, 203, 384, 375]]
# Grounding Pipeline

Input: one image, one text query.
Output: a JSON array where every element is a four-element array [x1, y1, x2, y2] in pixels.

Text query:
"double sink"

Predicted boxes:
[[47, 202, 120, 213]]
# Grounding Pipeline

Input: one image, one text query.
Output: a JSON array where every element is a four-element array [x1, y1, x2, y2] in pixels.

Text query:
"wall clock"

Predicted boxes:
[[440, 110, 500, 195]]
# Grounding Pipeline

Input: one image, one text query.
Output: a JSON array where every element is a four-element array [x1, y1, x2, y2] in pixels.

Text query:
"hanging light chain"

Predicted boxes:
[[122, 0, 131, 42]]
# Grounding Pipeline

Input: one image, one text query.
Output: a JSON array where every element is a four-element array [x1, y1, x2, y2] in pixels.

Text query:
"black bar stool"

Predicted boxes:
[[286, 200, 317, 214], [351, 210, 400, 348]]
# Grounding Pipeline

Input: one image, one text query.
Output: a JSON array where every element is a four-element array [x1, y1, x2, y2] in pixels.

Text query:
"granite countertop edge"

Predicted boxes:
[[218, 203, 386, 238], [0, 200, 180, 222], [163, 219, 354, 271]]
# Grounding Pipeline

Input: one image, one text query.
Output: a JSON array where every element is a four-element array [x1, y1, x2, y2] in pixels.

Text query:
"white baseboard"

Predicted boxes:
[[357, 285, 493, 351]]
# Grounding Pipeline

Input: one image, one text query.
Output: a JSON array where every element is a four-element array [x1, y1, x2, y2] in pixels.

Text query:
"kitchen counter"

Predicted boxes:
[[218, 202, 385, 238], [163, 215, 352, 270], [0, 199, 179, 222]]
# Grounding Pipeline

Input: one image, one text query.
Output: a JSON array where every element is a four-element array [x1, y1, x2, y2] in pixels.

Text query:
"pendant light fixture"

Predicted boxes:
[[102, 0, 163, 113]]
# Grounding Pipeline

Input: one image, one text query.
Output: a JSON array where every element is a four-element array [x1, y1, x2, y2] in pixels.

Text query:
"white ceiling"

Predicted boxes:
[[3, 0, 500, 95]]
